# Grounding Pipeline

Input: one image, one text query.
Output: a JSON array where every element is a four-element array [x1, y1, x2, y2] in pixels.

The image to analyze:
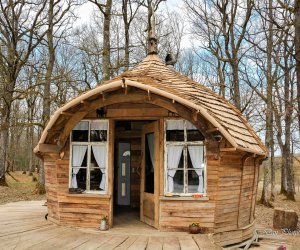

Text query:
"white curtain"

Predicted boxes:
[[91, 120, 108, 131], [167, 145, 184, 192], [73, 121, 89, 130], [188, 145, 204, 192], [166, 120, 184, 130], [147, 133, 155, 172], [71, 145, 87, 188], [92, 145, 107, 190]]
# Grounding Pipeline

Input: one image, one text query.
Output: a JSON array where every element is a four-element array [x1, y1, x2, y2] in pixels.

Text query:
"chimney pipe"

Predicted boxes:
[[165, 53, 177, 67]]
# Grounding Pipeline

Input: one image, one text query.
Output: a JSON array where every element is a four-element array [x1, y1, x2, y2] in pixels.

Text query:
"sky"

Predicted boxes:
[[75, 0, 182, 25]]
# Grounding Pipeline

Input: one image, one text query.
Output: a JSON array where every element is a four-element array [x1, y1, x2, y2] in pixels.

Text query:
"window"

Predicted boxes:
[[70, 120, 108, 193], [165, 119, 205, 195]]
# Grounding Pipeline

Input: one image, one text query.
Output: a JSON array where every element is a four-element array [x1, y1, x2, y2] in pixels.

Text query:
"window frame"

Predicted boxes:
[[69, 119, 109, 194], [164, 119, 207, 196]]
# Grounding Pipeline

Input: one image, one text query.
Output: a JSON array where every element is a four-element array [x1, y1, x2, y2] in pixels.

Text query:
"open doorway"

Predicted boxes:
[[113, 120, 155, 229]]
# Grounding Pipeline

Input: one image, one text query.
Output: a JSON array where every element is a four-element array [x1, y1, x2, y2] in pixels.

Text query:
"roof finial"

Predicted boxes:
[[148, 2, 157, 55]]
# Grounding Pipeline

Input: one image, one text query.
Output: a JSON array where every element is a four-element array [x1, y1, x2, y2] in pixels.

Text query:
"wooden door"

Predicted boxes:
[[140, 121, 159, 228], [117, 142, 131, 205]]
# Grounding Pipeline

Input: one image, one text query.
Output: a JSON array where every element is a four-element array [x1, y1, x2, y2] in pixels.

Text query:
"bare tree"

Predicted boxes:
[[89, 0, 113, 81], [122, 0, 142, 69], [184, 0, 254, 111], [258, 0, 275, 206], [0, 0, 48, 185], [39, 0, 78, 193]]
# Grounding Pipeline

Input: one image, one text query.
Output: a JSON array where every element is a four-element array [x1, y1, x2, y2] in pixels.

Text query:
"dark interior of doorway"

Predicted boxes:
[[113, 120, 154, 228]]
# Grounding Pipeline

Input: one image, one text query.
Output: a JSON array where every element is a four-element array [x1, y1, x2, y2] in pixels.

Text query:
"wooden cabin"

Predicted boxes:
[[34, 51, 267, 246]]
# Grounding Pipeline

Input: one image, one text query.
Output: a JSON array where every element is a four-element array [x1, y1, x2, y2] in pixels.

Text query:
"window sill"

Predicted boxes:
[[66, 193, 111, 199], [160, 196, 209, 201]]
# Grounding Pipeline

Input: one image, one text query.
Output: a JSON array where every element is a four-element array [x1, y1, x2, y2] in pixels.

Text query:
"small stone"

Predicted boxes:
[[273, 207, 298, 230]]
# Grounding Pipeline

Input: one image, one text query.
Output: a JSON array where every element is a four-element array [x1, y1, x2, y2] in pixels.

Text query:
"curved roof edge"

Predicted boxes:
[[34, 78, 267, 156]]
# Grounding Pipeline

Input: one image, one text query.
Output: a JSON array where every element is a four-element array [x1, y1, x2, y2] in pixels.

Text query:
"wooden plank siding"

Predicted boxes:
[[41, 104, 261, 248], [44, 156, 59, 224], [44, 132, 260, 234], [214, 152, 243, 233], [238, 157, 256, 228]]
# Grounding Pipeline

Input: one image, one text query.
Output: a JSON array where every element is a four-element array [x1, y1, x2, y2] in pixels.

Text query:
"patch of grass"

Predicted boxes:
[[0, 171, 45, 205]]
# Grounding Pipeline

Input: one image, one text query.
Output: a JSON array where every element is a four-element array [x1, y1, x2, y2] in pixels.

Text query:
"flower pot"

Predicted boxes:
[[189, 225, 199, 234], [100, 220, 107, 231]]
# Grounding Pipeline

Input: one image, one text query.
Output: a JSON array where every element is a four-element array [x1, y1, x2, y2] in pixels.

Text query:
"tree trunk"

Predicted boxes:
[[263, 0, 274, 204], [28, 105, 34, 174], [280, 146, 288, 195], [124, 23, 130, 70], [270, 140, 276, 200], [295, 0, 300, 137], [42, 0, 55, 127], [122, 0, 130, 70], [260, 163, 271, 206], [102, 0, 112, 81], [0, 83, 14, 185], [217, 61, 225, 97], [231, 60, 241, 110], [283, 50, 295, 200], [39, 0, 56, 194]]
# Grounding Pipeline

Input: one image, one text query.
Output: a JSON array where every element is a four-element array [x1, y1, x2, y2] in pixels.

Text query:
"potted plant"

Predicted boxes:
[[100, 215, 108, 231], [189, 222, 200, 234]]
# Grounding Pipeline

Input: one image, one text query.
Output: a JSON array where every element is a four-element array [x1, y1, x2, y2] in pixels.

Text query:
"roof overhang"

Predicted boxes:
[[34, 78, 267, 157]]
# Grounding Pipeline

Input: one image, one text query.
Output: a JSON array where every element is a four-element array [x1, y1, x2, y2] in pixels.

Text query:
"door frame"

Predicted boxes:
[[110, 119, 161, 229], [140, 121, 160, 228]]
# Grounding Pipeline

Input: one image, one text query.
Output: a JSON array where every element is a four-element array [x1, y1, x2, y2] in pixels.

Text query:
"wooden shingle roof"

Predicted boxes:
[[35, 54, 267, 156], [111, 55, 267, 156]]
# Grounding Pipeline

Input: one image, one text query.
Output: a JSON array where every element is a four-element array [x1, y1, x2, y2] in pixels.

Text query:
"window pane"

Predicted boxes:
[[166, 130, 184, 141], [72, 145, 87, 167], [71, 167, 86, 190], [186, 121, 203, 141], [187, 146, 204, 169], [166, 120, 184, 130], [90, 168, 103, 191], [169, 170, 184, 193], [145, 133, 154, 193], [166, 120, 184, 141], [167, 145, 184, 170], [72, 121, 89, 142], [90, 120, 108, 142], [90, 130, 107, 142], [187, 129, 204, 141], [188, 170, 201, 193], [91, 145, 107, 191]]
